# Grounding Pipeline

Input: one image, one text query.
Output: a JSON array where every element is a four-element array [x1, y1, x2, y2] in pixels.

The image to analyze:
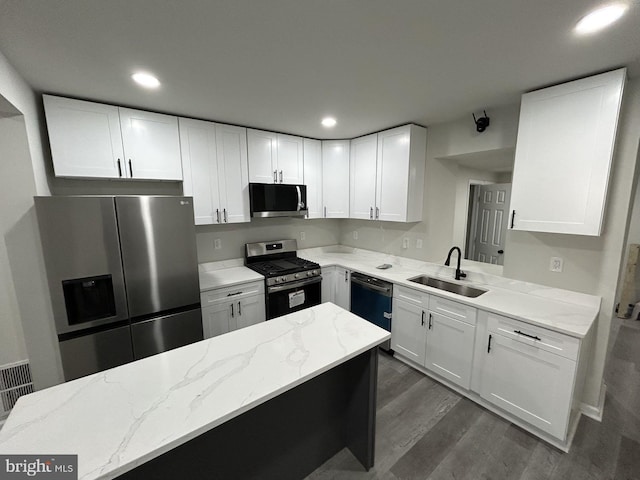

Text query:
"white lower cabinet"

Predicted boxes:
[[201, 281, 265, 339], [321, 266, 351, 309], [391, 298, 426, 365], [425, 311, 475, 390], [334, 267, 351, 310], [392, 286, 475, 390], [478, 311, 578, 440]]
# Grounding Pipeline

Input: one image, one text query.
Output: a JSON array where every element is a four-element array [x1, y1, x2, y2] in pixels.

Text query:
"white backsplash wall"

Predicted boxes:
[[196, 217, 341, 262]]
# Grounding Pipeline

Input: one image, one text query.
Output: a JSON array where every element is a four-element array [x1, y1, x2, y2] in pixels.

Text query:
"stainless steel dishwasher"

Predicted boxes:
[[350, 272, 393, 351]]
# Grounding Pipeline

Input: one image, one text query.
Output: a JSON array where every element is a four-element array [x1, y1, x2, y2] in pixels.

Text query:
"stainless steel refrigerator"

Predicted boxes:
[[35, 196, 203, 381]]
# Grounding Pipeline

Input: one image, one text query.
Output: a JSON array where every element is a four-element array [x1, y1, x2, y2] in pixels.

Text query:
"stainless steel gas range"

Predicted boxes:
[[245, 240, 321, 319]]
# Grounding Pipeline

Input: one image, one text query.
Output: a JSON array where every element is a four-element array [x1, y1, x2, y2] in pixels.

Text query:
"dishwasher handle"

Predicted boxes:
[[351, 274, 392, 296]]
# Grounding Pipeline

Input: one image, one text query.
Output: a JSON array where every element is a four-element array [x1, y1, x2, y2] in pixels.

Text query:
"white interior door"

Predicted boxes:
[[471, 183, 511, 265]]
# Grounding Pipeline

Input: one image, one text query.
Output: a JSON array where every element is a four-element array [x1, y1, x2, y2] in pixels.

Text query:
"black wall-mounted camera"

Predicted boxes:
[[473, 110, 490, 133]]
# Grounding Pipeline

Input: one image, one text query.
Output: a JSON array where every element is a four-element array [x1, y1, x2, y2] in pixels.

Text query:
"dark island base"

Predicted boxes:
[[117, 348, 379, 480]]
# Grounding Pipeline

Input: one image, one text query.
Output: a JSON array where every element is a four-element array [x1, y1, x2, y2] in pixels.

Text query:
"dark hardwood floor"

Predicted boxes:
[[306, 318, 640, 480]]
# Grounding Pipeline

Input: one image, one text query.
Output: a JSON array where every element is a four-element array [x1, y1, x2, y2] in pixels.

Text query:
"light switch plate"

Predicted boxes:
[[416, 239, 423, 249], [353, 231, 358, 240], [402, 238, 409, 249], [300, 231, 306, 241], [550, 256, 563, 272]]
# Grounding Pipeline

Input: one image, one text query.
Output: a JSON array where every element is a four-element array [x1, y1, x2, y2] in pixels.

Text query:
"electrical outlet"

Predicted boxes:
[[550, 256, 563, 272], [402, 237, 409, 249], [353, 231, 358, 240], [300, 231, 306, 241], [214, 238, 222, 250], [416, 239, 423, 249]]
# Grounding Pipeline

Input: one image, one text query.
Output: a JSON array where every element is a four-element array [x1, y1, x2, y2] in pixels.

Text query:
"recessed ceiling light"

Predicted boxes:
[[321, 117, 337, 128], [131, 72, 161, 89], [575, 3, 628, 35]]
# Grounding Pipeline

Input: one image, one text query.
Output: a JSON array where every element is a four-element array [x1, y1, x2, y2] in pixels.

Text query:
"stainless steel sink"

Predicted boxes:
[[408, 275, 487, 298]]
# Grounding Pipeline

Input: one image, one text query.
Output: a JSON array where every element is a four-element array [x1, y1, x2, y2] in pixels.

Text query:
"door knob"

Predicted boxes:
[[498, 250, 504, 254]]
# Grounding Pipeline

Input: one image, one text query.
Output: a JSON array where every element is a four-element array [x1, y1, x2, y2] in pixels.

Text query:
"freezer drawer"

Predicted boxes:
[[59, 324, 134, 381], [131, 308, 204, 359]]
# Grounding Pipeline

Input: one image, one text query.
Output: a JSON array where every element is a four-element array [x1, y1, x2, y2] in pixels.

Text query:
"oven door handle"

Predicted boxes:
[[267, 276, 322, 293]]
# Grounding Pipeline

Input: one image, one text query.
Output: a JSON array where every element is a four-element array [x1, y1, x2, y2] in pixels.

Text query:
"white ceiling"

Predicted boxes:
[[0, 0, 638, 139]]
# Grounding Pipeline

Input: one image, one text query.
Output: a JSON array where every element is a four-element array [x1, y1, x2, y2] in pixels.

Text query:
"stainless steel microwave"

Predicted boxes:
[[249, 183, 308, 218]]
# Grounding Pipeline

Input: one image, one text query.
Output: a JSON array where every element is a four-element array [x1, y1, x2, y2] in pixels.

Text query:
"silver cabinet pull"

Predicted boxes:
[[223, 208, 228, 223], [421, 311, 425, 326], [344, 270, 348, 282], [428, 313, 433, 330], [274, 170, 278, 183], [216, 209, 220, 223], [238, 301, 242, 316], [324, 206, 327, 218], [279, 170, 283, 183], [375, 207, 379, 219], [231, 303, 234, 318], [117, 159, 122, 177], [128, 159, 133, 178], [370, 207, 373, 220]]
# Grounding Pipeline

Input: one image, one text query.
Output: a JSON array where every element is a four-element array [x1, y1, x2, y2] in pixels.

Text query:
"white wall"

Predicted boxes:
[[0, 58, 64, 390], [196, 218, 341, 262], [503, 79, 640, 408], [0, 114, 29, 366]]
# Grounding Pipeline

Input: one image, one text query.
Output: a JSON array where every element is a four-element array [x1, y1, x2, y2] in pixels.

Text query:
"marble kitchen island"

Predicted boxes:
[[0, 303, 390, 480]]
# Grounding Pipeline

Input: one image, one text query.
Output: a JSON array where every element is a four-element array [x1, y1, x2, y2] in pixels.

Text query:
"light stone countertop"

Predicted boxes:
[[198, 259, 263, 292], [298, 246, 600, 338], [0, 303, 390, 480], [195, 245, 600, 338]]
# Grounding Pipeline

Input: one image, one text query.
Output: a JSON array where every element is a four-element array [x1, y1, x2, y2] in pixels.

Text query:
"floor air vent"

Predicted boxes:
[[0, 360, 34, 418]]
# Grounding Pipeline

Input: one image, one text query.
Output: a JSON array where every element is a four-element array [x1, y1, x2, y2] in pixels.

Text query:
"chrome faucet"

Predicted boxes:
[[444, 246, 466, 280]]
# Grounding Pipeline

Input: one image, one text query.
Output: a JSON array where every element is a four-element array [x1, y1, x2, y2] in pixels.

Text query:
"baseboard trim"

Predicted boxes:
[[579, 383, 606, 422]]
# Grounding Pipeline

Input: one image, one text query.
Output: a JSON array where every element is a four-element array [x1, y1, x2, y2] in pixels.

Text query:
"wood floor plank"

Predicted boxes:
[[389, 398, 482, 480], [376, 359, 425, 411], [519, 442, 565, 480], [613, 435, 640, 480]]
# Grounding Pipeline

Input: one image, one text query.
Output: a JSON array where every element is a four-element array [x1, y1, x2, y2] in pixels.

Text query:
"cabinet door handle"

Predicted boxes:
[[428, 313, 433, 330], [238, 301, 242, 316], [344, 270, 348, 282], [324, 206, 327, 218], [279, 170, 283, 183], [226, 291, 242, 297], [421, 311, 425, 326], [487, 334, 492, 353], [223, 208, 228, 223], [510, 210, 515, 229], [514, 330, 541, 341], [216, 209, 220, 223], [370, 207, 373, 220], [375, 207, 379, 219], [274, 170, 278, 183], [231, 303, 234, 318], [117, 159, 122, 177], [128, 159, 133, 178]]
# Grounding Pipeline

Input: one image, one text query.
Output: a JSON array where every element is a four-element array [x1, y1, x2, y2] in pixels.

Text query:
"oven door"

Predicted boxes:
[[266, 276, 322, 320]]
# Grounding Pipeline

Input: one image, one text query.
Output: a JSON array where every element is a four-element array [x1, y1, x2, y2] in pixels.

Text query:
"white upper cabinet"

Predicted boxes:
[[43, 95, 124, 179], [376, 125, 426, 222], [119, 108, 183, 181], [510, 68, 626, 235], [180, 118, 249, 225], [43, 95, 183, 181], [247, 129, 303, 184], [322, 140, 350, 218], [303, 138, 323, 219], [349, 134, 378, 220]]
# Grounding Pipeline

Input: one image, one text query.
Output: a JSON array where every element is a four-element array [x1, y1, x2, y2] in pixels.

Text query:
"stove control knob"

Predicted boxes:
[[294, 273, 300, 279], [312, 270, 318, 275], [307, 271, 313, 277], [280, 276, 286, 282]]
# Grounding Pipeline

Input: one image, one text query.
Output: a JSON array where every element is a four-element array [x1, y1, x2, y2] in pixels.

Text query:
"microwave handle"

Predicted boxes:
[[296, 186, 304, 211]]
